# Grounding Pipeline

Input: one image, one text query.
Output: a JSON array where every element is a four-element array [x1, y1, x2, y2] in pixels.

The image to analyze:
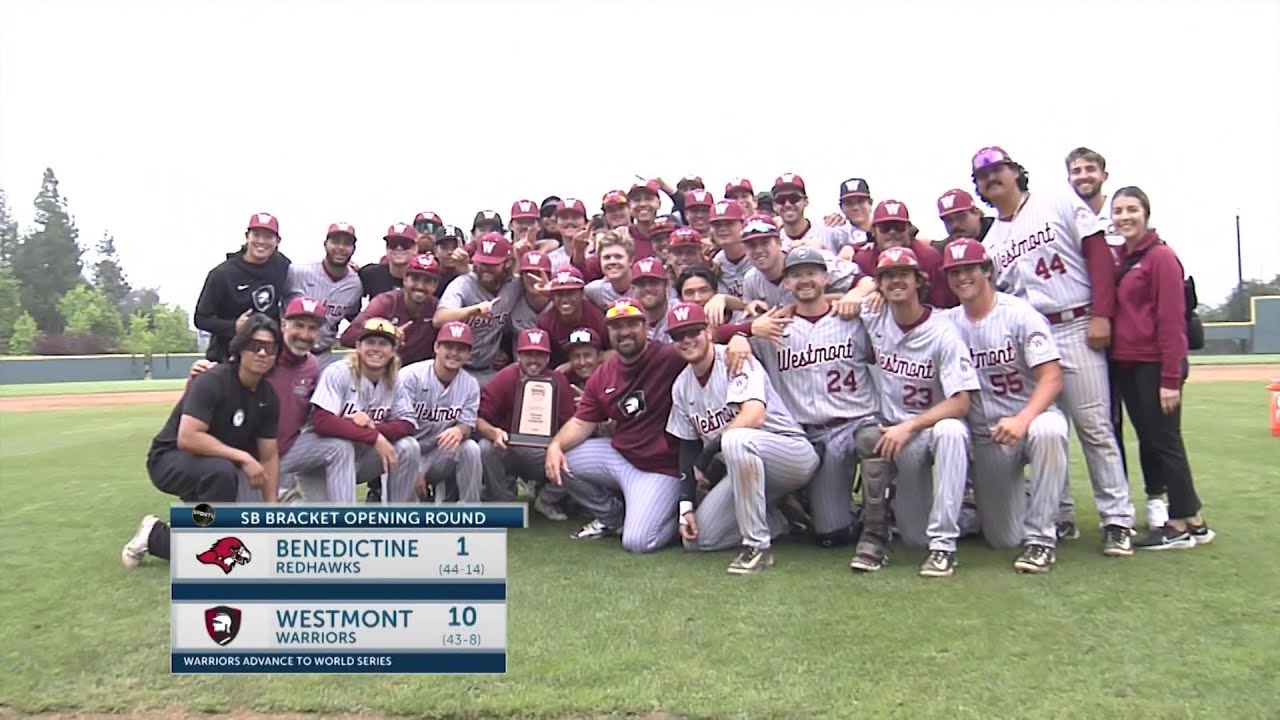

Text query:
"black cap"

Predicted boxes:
[[756, 191, 774, 206], [435, 224, 466, 243], [839, 178, 871, 200], [472, 210, 504, 232], [539, 196, 562, 219]]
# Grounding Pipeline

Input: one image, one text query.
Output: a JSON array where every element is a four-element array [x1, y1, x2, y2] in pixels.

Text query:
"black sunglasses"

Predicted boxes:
[[775, 194, 806, 206], [386, 237, 416, 250], [669, 327, 705, 342], [414, 220, 441, 234], [244, 339, 277, 355]]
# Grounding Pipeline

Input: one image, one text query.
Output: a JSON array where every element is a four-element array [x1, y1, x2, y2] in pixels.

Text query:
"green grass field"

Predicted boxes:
[[1, 382, 1277, 719], [0, 378, 187, 397]]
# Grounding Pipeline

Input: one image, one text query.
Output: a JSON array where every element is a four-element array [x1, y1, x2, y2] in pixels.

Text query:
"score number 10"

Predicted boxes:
[[451, 536, 477, 626]]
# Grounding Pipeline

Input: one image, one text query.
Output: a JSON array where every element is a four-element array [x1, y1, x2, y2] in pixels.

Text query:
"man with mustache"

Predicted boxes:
[[536, 267, 611, 368], [630, 256, 674, 343], [285, 222, 364, 366], [342, 253, 440, 366], [940, 238, 1070, 573], [400, 321, 484, 504], [195, 213, 291, 363], [855, 247, 980, 577], [666, 302, 819, 574], [477, 328, 578, 519], [934, 189, 994, 254], [434, 233, 524, 389], [121, 315, 285, 568], [970, 145, 1136, 554]]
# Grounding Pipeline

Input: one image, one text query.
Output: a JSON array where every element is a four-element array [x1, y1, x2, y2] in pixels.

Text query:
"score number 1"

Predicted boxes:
[[457, 536, 469, 556]]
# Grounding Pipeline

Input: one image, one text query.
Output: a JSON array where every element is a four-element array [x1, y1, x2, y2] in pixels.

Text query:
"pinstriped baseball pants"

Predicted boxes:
[[285, 432, 418, 503], [889, 417, 970, 552], [560, 438, 681, 554], [971, 411, 1069, 549], [477, 440, 568, 504], [683, 429, 819, 551], [420, 438, 482, 503]]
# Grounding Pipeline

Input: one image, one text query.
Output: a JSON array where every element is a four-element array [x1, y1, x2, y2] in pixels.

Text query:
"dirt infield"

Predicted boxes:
[[0, 364, 1276, 414]]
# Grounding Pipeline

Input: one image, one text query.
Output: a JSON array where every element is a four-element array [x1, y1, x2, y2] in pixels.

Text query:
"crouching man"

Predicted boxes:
[[666, 302, 819, 574]]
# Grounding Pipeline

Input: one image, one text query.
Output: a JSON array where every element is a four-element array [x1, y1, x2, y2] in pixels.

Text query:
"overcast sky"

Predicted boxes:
[[2, 0, 1277, 315]]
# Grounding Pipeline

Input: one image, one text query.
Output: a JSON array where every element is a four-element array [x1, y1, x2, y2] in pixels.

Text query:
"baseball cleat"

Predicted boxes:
[[727, 546, 774, 575], [849, 536, 889, 572], [533, 496, 568, 522], [1188, 522, 1215, 546], [121, 514, 160, 569], [1101, 524, 1134, 556], [1055, 520, 1080, 541], [919, 550, 957, 578], [1013, 544, 1056, 573], [1145, 497, 1169, 531], [1134, 524, 1195, 551], [570, 519, 618, 540]]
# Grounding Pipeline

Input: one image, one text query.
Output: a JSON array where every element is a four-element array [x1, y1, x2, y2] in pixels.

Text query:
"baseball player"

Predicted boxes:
[[823, 178, 875, 257], [708, 200, 751, 298], [647, 215, 678, 266], [476, 328, 578, 518], [631, 256, 674, 342], [510, 251, 553, 331], [771, 174, 851, 255], [284, 222, 363, 365], [665, 227, 709, 282], [536, 266, 611, 367], [121, 316, 284, 567], [583, 231, 636, 309], [666, 302, 820, 574], [935, 189, 994, 253], [748, 247, 883, 548], [856, 247, 980, 577], [434, 232, 523, 388], [342, 253, 440, 366], [399, 321, 483, 504], [195, 213, 291, 363], [470, 209, 505, 243], [853, 200, 957, 309], [543, 298, 691, 553], [601, 190, 632, 230], [413, 211, 444, 252], [724, 178, 758, 215], [971, 145, 1136, 555], [300, 317, 420, 502], [740, 216, 871, 309], [562, 327, 604, 389], [432, 224, 471, 298], [941, 238, 1070, 573], [682, 190, 715, 236], [359, 223, 418, 300]]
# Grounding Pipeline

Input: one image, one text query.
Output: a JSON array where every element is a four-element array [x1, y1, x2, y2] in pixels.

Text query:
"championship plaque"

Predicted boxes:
[[509, 376, 558, 448]]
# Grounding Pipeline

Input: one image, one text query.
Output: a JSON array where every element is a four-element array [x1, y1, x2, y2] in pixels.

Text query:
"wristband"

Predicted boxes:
[[734, 331, 748, 339], [678, 501, 694, 520]]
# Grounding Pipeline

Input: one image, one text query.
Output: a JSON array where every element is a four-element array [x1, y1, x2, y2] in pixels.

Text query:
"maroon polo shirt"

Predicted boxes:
[[479, 364, 577, 432], [574, 340, 684, 477], [340, 288, 438, 365]]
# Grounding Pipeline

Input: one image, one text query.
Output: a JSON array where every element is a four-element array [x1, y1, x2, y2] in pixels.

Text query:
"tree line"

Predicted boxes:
[[0, 168, 196, 356]]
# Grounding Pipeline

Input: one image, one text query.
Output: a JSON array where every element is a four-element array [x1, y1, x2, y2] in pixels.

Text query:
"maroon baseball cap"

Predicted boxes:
[[326, 222, 356, 240], [631, 256, 667, 280], [437, 321, 474, 347], [554, 198, 588, 218], [472, 232, 513, 265], [724, 177, 753, 197], [742, 215, 780, 240], [520, 250, 552, 274], [677, 174, 705, 190], [284, 296, 326, 320], [548, 266, 585, 291], [628, 180, 662, 198], [510, 200, 540, 221], [565, 326, 602, 349], [414, 211, 443, 226], [516, 328, 553, 354], [876, 246, 922, 272], [602, 190, 629, 208], [872, 200, 911, 225], [683, 190, 714, 209], [710, 200, 747, 223], [384, 223, 416, 243], [940, 238, 990, 270], [406, 253, 440, 276], [247, 213, 280, 236], [937, 189, 977, 217], [668, 227, 703, 248], [772, 173, 806, 194], [666, 302, 709, 333]]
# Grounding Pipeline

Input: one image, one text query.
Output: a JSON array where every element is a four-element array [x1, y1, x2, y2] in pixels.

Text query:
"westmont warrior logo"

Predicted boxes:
[[204, 606, 242, 646], [196, 537, 252, 574]]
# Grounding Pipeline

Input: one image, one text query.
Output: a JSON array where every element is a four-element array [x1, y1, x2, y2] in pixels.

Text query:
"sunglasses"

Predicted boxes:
[[567, 330, 593, 345], [972, 147, 1012, 170], [877, 221, 909, 233], [386, 237, 415, 250], [669, 327, 704, 343], [244, 339, 277, 355], [414, 220, 441, 235], [363, 318, 397, 336], [775, 194, 806, 206]]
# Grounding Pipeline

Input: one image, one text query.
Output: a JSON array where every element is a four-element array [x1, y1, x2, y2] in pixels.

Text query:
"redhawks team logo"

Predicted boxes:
[[196, 537, 252, 574]]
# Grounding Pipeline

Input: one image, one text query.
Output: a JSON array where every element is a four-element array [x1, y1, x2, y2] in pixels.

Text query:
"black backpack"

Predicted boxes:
[[1116, 241, 1204, 350]]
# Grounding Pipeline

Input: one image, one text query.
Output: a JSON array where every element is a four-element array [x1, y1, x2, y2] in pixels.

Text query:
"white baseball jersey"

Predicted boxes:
[[780, 221, 850, 256], [648, 311, 672, 343], [397, 359, 480, 443], [750, 310, 878, 426], [584, 278, 628, 309], [942, 294, 1063, 435], [439, 274, 522, 371], [712, 250, 751, 297], [308, 361, 415, 427], [741, 250, 860, 307], [861, 304, 980, 426], [286, 261, 364, 353], [1090, 193, 1126, 264], [547, 246, 572, 271], [510, 295, 546, 331], [982, 187, 1106, 315], [666, 344, 807, 443]]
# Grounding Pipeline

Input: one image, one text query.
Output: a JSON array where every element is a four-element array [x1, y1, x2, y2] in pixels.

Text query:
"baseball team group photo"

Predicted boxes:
[[2, 1, 1277, 718]]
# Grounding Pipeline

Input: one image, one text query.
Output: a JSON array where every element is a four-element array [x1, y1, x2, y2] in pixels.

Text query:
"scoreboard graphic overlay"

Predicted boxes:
[[170, 503, 526, 674]]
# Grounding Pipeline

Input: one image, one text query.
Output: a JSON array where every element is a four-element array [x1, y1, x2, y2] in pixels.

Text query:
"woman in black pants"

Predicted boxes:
[[1108, 187, 1214, 549]]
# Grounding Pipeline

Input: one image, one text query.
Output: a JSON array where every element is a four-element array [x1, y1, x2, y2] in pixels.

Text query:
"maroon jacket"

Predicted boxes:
[[341, 289, 438, 366], [1110, 231, 1188, 389], [855, 240, 958, 309], [479, 364, 577, 432]]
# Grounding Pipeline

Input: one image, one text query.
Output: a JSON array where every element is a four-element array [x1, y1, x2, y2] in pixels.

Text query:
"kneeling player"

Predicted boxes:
[[399, 321, 483, 503], [666, 303, 819, 574], [856, 248, 980, 577], [942, 239, 1069, 572]]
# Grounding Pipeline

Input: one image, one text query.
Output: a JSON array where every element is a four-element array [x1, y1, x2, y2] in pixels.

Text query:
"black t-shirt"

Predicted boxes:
[[148, 362, 280, 461], [359, 263, 403, 300]]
